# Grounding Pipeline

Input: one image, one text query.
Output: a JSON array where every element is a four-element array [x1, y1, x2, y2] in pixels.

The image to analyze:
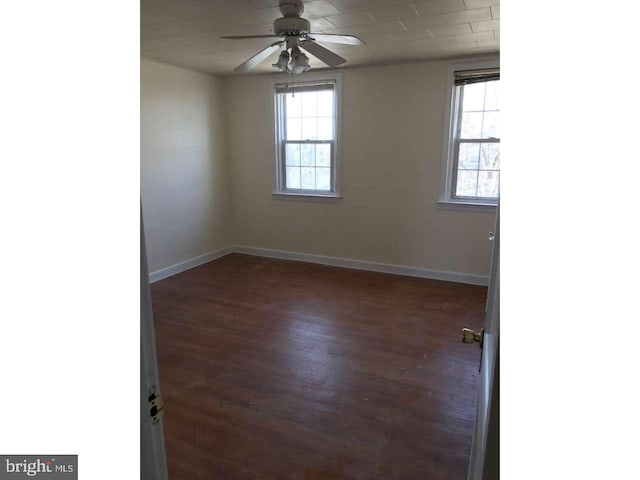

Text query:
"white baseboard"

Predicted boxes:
[[148, 246, 234, 283], [149, 245, 488, 286], [234, 246, 488, 286]]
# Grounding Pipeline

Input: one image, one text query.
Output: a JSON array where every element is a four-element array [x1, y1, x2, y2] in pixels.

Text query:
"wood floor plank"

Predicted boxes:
[[151, 253, 486, 480]]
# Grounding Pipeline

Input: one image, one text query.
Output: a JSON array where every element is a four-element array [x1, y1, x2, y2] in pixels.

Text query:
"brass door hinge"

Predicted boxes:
[[462, 327, 484, 348], [148, 389, 164, 425]]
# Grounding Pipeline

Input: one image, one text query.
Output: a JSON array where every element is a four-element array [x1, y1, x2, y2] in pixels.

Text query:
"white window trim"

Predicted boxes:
[[271, 71, 343, 199], [439, 59, 499, 209]]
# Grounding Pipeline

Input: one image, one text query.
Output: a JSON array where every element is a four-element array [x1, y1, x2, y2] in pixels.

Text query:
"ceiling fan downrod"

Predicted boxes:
[[279, 1, 304, 17]]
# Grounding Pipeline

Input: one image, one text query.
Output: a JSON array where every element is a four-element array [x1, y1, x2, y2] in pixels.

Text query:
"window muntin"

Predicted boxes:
[[441, 65, 500, 206], [275, 81, 337, 195]]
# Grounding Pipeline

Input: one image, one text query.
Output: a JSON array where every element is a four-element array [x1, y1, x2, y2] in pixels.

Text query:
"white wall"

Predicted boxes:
[[141, 58, 232, 273], [224, 59, 497, 277]]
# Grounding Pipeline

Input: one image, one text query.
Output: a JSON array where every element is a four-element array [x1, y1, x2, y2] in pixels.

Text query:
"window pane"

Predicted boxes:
[[277, 83, 337, 195], [477, 171, 499, 198], [302, 91, 317, 117], [484, 80, 499, 111], [462, 83, 486, 111], [317, 117, 333, 140], [482, 111, 499, 138], [301, 144, 315, 166], [317, 90, 334, 117], [316, 144, 331, 167], [458, 143, 480, 169], [316, 167, 331, 191], [286, 143, 301, 166], [456, 170, 478, 197], [449, 76, 500, 202], [286, 117, 302, 140], [286, 167, 301, 189], [302, 118, 317, 140], [301, 167, 315, 189], [480, 143, 500, 170], [460, 112, 483, 138]]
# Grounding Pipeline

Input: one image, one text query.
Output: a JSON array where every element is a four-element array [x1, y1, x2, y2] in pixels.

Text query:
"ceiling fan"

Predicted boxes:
[[221, 0, 365, 74]]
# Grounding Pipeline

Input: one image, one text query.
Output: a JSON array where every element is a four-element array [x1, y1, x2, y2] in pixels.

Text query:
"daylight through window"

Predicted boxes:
[[444, 68, 500, 204], [274, 80, 338, 195]]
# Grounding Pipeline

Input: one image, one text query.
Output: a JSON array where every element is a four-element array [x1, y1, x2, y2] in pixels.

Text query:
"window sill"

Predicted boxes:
[[272, 192, 342, 202], [437, 199, 497, 212]]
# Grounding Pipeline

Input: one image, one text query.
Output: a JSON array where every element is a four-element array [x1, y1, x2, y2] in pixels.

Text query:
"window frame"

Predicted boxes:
[[439, 60, 500, 208], [272, 72, 342, 199]]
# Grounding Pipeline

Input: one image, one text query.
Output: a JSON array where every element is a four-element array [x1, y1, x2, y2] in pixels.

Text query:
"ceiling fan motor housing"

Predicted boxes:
[[273, 16, 310, 36]]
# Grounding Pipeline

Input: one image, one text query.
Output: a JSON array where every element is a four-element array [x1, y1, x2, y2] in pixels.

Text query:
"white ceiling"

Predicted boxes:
[[141, 0, 499, 75]]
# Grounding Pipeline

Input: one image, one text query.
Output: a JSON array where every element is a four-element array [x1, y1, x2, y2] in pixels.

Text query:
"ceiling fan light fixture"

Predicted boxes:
[[273, 50, 290, 72], [289, 46, 310, 74]]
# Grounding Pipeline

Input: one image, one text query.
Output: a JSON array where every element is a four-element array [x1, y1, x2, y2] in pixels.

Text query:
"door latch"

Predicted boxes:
[[148, 388, 164, 425]]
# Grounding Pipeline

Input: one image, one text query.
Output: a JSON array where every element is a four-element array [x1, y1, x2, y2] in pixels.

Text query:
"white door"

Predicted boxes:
[[467, 208, 500, 480], [141, 211, 169, 480]]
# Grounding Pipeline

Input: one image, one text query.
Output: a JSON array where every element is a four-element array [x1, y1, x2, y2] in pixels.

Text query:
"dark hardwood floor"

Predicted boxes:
[[151, 253, 486, 480]]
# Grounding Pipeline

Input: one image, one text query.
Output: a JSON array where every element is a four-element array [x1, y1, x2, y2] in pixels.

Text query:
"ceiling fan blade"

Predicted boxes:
[[234, 42, 283, 72], [307, 33, 365, 46], [221, 35, 282, 40], [300, 40, 347, 67]]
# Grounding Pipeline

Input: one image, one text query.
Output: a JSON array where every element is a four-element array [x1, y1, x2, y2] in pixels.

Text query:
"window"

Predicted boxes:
[[441, 64, 500, 206], [274, 78, 340, 197]]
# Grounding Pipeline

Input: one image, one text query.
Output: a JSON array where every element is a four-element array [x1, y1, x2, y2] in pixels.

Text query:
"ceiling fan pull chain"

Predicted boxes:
[[284, 59, 288, 91], [286, 68, 290, 94]]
